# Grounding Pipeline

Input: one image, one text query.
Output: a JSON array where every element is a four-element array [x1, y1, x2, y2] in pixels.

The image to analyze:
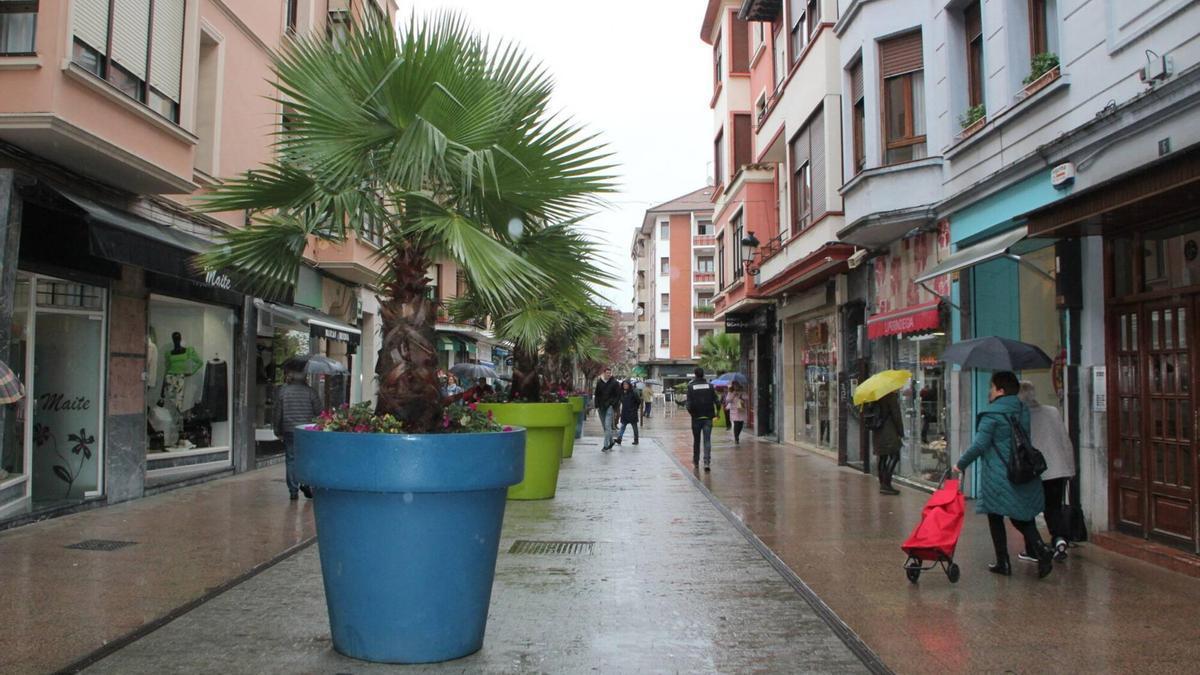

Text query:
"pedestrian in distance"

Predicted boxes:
[[953, 371, 1053, 579], [594, 366, 622, 451], [616, 380, 640, 446], [872, 391, 904, 495], [724, 381, 748, 444], [1019, 380, 1075, 563], [686, 367, 720, 471], [642, 382, 654, 421], [273, 359, 322, 501], [440, 373, 464, 401]]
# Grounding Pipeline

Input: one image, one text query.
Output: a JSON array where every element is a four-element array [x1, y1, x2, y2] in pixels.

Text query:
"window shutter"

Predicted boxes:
[[731, 17, 749, 72], [733, 113, 752, 171], [73, 0, 111, 53], [809, 107, 826, 218], [849, 60, 864, 103], [111, 0, 151, 80], [789, 0, 803, 29], [879, 30, 923, 78], [150, 0, 185, 101], [790, 123, 809, 171]]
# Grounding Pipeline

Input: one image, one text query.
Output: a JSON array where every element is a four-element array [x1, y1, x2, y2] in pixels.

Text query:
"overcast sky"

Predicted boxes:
[[405, 0, 713, 311]]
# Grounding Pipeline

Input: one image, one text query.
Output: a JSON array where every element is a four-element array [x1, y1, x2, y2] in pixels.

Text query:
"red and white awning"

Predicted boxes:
[[866, 300, 942, 339]]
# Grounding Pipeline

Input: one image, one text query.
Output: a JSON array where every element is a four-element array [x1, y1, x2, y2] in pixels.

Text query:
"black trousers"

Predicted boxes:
[[733, 420, 744, 442], [987, 513, 1045, 560], [877, 453, 899, 486], [1042, 477, 1069, 542]]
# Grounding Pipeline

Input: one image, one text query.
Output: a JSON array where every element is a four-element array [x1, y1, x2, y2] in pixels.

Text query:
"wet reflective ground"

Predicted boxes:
[[641, 411, 1200, 674]]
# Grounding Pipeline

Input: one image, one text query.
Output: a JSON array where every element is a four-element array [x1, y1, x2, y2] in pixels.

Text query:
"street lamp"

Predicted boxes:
[[741, 231, 761, 276]]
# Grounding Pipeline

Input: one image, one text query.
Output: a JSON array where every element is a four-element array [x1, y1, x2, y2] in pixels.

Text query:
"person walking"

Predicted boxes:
[[1019, 381, 1075, 563], [953, 371, 1053, 579], [642, 383, 654, 421], [616, 380, 640, 446], [594, 366, 622, 451], [273, 359, 323, 501], [872, 390, 904, 495], [724, 381, 748, 444], [440, 373, 464, 401], [686, 367, 719, 471]]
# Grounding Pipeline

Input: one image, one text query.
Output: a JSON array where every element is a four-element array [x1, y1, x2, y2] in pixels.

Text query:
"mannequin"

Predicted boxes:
[[161, 332, 203, 412]]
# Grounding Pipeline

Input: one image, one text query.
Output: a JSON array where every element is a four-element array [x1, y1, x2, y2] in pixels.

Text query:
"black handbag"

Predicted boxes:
[[990, 413, 1048, 485]]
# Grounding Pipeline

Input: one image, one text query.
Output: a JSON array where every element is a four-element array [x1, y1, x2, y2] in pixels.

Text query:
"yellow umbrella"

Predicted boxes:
[[852, 369, 911, 406]]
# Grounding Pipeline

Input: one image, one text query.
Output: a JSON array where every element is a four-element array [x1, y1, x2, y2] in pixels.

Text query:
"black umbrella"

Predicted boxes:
[[940, 336, 1052, 371]]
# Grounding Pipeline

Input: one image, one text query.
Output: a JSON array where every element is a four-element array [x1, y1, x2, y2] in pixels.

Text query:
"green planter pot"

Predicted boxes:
[[478, 402, 574, 499], [564, 397, 585, 458]]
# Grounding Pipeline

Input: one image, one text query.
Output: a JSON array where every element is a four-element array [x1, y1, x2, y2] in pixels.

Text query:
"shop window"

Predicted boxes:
[[1112, 220, 1200, 295], [791, 316, 835, 449], [147, 296, 235, 456], [0, 0, 37, 55], [35, 278, 103, 310], [879, 31, 926, 165]]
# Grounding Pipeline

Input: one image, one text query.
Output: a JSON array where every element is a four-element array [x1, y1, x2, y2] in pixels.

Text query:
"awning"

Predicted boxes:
[[912, 225, 1056, 283], [867, 300, 942, 339], [256, 300, 361, 347], [437, 335, 475, 354]]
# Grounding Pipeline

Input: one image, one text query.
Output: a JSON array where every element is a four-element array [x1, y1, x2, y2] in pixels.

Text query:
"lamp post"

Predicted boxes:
[[741, 231, 761, 276]]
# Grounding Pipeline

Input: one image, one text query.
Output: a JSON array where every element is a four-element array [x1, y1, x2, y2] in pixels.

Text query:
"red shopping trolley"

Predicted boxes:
[[901, 470, 965, 584]]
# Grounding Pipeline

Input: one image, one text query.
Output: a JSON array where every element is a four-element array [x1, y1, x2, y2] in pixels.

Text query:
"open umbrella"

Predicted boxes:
[[940, 336, 1052, 371], [711, 372, 748, 388], [0, 360, 24, 404], [853, 369, 912, 406], [296, 355, 347, 375], [450, 362, 499, 382]]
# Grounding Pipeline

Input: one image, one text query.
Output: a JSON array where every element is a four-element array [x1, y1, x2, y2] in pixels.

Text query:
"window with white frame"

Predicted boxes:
[[660, 257, 670, 275], [0, 0, 38, 55], [696, 256, 715, 273], [660, 292, 670, 310], [660, 329, 670, 347], [696, 218, 714, 236], [659, 220, 669, 240]]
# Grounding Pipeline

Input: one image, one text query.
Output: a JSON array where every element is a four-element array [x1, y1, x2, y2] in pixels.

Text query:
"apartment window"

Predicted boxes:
[[696, 256, 715, 273], [807, 0, 821, 35], [432, 264, 443, 302], [696, 219, 714, 236], [755, 93, 768, 125], [788, 0, 805, 63], [751, 21, 764, 54], [638, 334, 646, 353], [194, 29, 220, 174], [732, 211, 745, 280], [849, 59, 866, 174], [789, 107, 824, 231], [731, 16, 749, 73], [659, 221, 669, 240], [660, 257, 670, 275], [964, 2, 984, 109], [660, 329, 670, 348], [717, 232, 726, 288], [713, 31, 723, 86], [285, 0, 298, 34], [713, 129, 725, 186], [661, 293, 670, 310], [637, 270, 646, 289], [733, 113, 752, 175], [697, 291, 714, 305], [698, 328, 715, 344], [71, 0, 186, 123], [0, 0, 37, 55], [879, 31, 926, 165], [1028, 0, 1058, 58], [772, 18, 786, 89]]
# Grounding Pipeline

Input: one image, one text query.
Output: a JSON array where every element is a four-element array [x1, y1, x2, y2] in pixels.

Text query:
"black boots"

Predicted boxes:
[[988, 555, 1012, 576], [1033, 542, 1054, 579]]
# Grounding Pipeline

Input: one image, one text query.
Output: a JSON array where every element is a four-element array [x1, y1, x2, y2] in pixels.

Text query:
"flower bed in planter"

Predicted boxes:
[[294, 427, 525, 664], [476, 402, 574, 499]]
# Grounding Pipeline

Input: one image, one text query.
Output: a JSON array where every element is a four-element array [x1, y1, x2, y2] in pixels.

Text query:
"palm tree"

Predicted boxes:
[[197, 13, 615, 432], [699, 332, 741, 375]]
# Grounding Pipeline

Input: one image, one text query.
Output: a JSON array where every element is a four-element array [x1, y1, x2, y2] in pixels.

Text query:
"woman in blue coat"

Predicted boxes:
[[953, 371, 1053, 578]]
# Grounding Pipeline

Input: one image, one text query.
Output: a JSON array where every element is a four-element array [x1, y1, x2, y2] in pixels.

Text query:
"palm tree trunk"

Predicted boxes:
[[375, 243, 442, 432], [512, 347, 541, 402]]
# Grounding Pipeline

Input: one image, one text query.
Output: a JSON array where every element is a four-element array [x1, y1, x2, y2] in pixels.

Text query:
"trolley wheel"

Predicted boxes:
[[947, 563, 961, 583], [906, 567, 921, 584]]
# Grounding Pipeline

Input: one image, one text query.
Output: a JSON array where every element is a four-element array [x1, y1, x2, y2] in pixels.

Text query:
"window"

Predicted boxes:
[[70, 0, 185, 122], [194, 30, 221, 175], [660, 257, 670, 275], [789, 107, 824, 231], [696, 219, 714, 236], [752, 21, 764, 54], [772, 18, 786, 89], [849, 59, 866, 174], [964, 2, 984, 109], [696, 256, 715, 273], [789, 0, 805, 63], [659, 221, 669, 240], [697, 291, 714, 305], [0, 0, 37, 55], [698, 328, 715, 343], [660, 329, 670, 347], [660, 293, 670, 310], [732, 211, 745, 280], [717, 231, 726, 288], [731, 16, 749, 73], [285, 0, 298, 34], [879, 31, 926, 165], [807, 0, 821, 36], [733, 113, 752, 175], [713, 129, 725, 186], [756, 93, 768, 125], [713, 31, 722, 86], [1028, 0, 1058, 59]]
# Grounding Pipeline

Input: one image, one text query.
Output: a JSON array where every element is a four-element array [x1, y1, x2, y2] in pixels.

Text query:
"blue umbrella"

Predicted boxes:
[[711, 372, 748, 388]]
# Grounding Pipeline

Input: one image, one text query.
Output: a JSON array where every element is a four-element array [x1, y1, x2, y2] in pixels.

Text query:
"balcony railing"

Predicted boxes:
[[693, 305, 716, 319], [693, 272, 716, 283], [693, 234, 716, 246]]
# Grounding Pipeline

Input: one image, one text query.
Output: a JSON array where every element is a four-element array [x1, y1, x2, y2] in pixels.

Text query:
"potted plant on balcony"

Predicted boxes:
[[1022, 52, 1060, 96], [958, 104, 987, 139], [197, 12, 613, 665]]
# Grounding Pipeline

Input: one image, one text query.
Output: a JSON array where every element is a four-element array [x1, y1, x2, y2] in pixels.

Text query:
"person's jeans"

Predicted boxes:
[[643, 402, 651, 418], [987, 513, 1045, 560], [1042, 477, 1069, 542], [691, 417, 713, 464], [283, 433, 299, 495], [618, 420, 639, 443], [601, 407, 616, 447]]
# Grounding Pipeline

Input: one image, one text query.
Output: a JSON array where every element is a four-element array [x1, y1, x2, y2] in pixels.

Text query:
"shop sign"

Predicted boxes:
[[319, 326, 353, 343], [866, 300, 942, 339], [873, 224, 951, 316], [203, 270, 235, 291], [726, 312, 769, 334]]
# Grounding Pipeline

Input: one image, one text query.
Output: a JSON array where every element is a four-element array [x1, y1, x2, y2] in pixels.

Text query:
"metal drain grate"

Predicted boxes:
[[65, 539, 137, 552], [508, 540, 594, 555]]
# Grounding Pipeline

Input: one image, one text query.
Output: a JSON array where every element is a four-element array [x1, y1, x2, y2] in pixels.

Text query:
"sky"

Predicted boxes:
[[405, 0, 714, 311]]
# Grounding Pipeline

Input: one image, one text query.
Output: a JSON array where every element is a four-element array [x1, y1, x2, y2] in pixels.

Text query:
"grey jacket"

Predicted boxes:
[[1029, 403, 1075, 480], [273, 383, 322, 437]]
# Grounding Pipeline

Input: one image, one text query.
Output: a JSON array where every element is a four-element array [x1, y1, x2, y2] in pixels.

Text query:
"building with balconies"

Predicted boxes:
[[0, 0, 395, 522], [630, 187, 714, 388]]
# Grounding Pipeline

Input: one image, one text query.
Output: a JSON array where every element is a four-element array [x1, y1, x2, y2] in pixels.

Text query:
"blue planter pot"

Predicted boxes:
[[294, 428, 525, 664]]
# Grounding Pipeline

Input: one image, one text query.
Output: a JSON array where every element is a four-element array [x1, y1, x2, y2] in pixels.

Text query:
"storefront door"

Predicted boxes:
[[1110, 298, 1199, 551]]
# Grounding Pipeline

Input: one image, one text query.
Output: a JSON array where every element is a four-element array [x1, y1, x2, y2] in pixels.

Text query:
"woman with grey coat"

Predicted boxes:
[[1020, 381, 1075, 561], [872, 391, 903, 495], [954, 371, 1053, 579]]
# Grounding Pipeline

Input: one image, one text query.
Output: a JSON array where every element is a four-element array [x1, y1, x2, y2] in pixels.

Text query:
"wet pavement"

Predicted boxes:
[[2, 410, 1197, 673]]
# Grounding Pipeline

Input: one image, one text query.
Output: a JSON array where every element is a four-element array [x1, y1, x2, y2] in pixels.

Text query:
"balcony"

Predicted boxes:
[[693, 305, 716, 319], [308, 237, 387, 286], [693, 272, 717, 284], [693, 234, 716, 247]]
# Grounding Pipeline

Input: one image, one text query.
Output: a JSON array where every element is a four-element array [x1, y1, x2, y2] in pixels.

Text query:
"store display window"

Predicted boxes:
[[791, 315, 837, 450], [146, 296, 234, 456]]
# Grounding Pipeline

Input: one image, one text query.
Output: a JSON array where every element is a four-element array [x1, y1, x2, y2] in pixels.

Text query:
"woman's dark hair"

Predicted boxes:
[[622, 380, 632, 391], [991, 371, 1020, 396]]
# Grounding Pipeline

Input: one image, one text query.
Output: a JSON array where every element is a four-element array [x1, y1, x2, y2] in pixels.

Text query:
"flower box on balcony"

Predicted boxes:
[[693, 304, 716, 318]]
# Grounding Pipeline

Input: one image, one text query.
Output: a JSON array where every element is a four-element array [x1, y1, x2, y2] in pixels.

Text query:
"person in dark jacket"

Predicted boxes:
[[273, 359, 322, 500], [594, 367, 622, 451], [954, 371, 1053, 579], [686, 367, 720, 470], [615, 380, 640, 446], [872, 391, 904, 495]]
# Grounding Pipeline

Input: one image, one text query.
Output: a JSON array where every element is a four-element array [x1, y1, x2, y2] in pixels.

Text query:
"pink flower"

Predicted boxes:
[[503, 426, 513, 432], [487, 410, 494, 419], [353, 424, 370, 433], [443, 415, 451, 429], [468, 402, 478, 411]]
